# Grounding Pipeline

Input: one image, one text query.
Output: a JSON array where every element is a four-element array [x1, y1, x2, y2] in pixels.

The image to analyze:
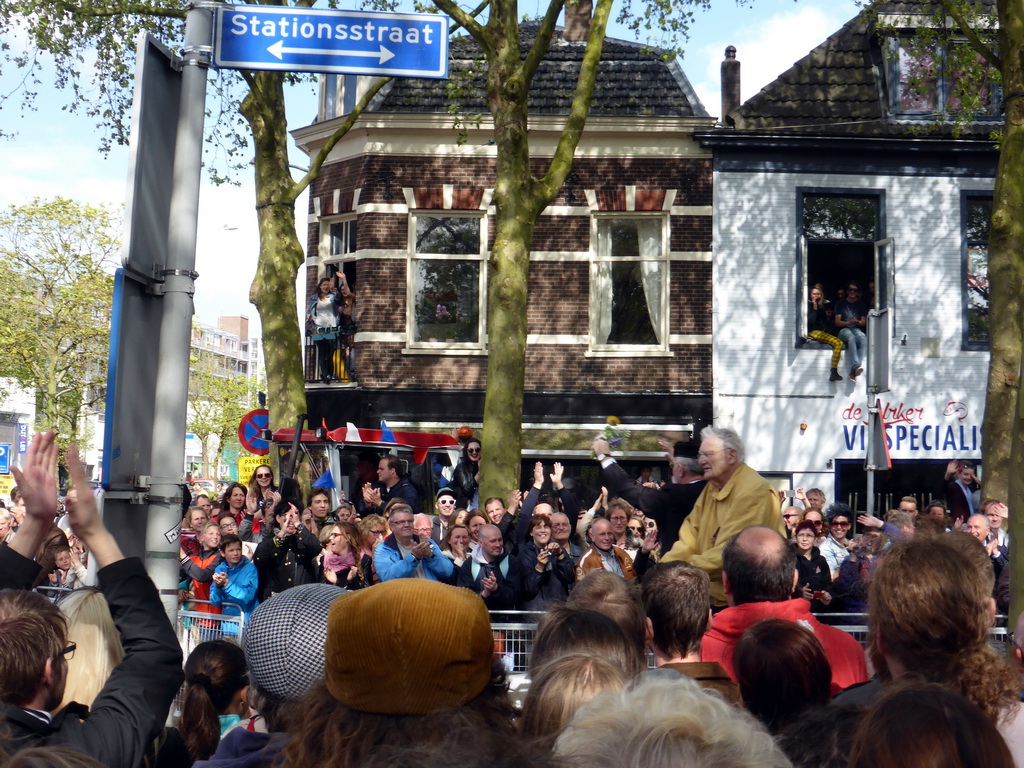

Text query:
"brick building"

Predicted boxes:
[[292, 22, 716, 478]]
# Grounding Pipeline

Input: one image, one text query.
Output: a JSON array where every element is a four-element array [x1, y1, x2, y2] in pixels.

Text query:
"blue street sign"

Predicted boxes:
[[17, 423, 27, 454], [214, 5, 448, 79], [0, 444, 9, 474]]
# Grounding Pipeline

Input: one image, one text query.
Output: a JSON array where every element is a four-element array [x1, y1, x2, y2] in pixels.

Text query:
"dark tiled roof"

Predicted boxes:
[[370, 21, 706, 118], [728, 0, 999, 137]]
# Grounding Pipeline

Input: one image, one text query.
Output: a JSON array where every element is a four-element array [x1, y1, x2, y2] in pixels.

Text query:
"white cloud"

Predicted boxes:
[[686, 2, 859, 119], [192, 182, 311, 338]]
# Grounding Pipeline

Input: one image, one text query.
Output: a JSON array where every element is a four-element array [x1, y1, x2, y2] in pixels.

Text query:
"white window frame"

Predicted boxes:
[[318, 214, 359, 267], [406, 211, 488, 353], [587, 213, 671, 357]]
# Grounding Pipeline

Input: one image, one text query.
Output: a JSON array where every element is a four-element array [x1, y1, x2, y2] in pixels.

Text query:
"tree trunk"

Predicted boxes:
[[997, 0, 1024, 629], [478, 7, 544, 500], [242, 71, 308, 432], [475, 0, 611, 500], [201, 438, 211, 478]]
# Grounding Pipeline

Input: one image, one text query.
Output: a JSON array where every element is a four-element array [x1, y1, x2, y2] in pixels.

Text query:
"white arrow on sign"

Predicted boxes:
[[267, 40, 395, 64]]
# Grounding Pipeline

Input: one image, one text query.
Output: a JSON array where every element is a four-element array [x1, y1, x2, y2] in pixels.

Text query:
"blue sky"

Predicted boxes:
[[0, 0, 859, 335]]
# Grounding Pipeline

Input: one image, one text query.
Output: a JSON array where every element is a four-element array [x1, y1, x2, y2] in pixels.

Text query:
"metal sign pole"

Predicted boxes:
[[143, 2, 213, 618], [863, 309, 892, 524]]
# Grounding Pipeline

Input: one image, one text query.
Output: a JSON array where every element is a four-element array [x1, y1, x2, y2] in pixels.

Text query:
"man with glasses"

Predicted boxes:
[[0, 431, 183, 762], [662, 426, 784, 608], [413, 514, 434, 542], [375, 504, 453, 583], [834, 280, 868, 382], [430, 488, 458, 545], [781, 506, 802, 539]]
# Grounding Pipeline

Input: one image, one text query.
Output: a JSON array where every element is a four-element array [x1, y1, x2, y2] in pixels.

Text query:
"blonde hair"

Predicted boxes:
[[519, 653, 627, 743], [57, 589, 124, 709], [555, 674, 790, 768]]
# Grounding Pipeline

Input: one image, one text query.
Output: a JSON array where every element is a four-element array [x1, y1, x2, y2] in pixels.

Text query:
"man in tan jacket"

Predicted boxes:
[[662, 426, 784, 607], [576, 518, 639, 581]]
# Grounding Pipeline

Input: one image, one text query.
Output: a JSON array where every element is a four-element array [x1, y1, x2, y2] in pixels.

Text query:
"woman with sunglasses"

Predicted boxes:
[[819, 506, 853, 578], [243, 465, 280, 539], [451, 438, 481, 509], [246, 465, 279, 512]]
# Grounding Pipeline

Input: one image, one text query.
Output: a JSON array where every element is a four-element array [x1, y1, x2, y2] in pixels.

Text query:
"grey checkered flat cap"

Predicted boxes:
[[243, 583, 345, 700]]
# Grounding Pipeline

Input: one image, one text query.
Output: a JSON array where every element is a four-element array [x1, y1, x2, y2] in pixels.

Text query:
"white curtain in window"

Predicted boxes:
[[637, 219, 663, 344], [593, 260, 613, 345]]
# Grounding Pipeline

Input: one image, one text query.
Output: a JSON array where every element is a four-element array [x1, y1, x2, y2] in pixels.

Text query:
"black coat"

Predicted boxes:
[[253, 527, 322, 601], [793, 545, 833, 613], [451, 460, 479, 509], [0, 546, 185, 767], [518, 541, 575, 610], [457, 553, 521, 610], [600, 461, 705, 551]]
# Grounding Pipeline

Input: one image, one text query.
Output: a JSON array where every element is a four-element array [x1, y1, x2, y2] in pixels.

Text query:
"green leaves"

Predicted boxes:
[[0, 197, 116, 445]]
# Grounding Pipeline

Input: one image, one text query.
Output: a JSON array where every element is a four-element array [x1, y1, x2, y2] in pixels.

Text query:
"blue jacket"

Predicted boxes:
[[375, 534, 453, 582], [210, 556, 259, 632]]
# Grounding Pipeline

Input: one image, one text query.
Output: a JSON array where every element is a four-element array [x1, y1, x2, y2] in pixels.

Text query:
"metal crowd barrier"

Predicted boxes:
[[35, 586, 75, 602], [486, 610, 1014, 674], [176, 599, 245, 659]]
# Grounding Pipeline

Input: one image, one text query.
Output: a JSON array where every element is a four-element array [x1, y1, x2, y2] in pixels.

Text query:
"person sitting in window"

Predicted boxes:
[[807, 283, 844, 382], [834, 280, 868, 382]]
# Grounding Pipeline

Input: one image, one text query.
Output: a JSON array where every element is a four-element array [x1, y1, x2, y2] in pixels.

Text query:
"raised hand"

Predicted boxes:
[[642, 524, 659, 553], [550, 462, 564, 491], [66, 444, 123, 567], [10, 430, 58, 529], [507, 488, 522, 515], [857, 513, 884, 530]]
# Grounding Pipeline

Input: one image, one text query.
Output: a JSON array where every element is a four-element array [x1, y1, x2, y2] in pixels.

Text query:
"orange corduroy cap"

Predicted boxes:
[[324, 579, 493, 714]]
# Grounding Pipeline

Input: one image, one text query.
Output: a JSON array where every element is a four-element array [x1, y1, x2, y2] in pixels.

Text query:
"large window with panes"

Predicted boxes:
[[887, 36, 1001, 119], [589, 215, 669, 354], [797, 190, 893, 342], [407, 213, 487, 350], [319, 215, 358, 291]]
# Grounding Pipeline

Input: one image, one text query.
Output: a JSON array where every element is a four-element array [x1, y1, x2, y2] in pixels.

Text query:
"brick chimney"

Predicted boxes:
[[721, 45, 741, 126], [563, 0, 593, 42]]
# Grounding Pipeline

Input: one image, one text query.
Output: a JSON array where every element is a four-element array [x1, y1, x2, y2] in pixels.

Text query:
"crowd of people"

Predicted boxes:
[[0, 427, 1021, 768]]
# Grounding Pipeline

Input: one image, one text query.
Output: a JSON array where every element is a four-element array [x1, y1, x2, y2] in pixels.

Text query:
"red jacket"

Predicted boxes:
[[702, 598, 868, 695], [186, 549, 223, 616]]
